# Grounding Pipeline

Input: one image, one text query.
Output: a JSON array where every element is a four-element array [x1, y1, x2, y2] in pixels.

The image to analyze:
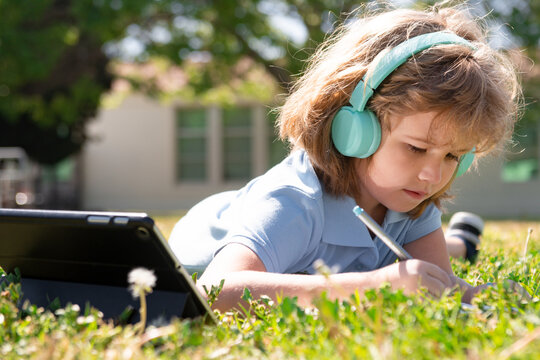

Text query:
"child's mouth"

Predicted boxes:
[[403, 189, 427, 200]]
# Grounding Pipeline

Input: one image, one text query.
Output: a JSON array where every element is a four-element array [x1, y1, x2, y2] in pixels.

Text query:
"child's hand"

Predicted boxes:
[[462, 279, 532, 304], [380, 259, 455, 297], [502, 279, 532, 300]]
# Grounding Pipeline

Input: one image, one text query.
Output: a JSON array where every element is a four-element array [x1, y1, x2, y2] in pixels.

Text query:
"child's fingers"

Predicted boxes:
[[418, 270, 453, 297], [413, 275, 444, 297], [424, 262, 454, 289], [403, 259, 453, 288], [398, 260, 454, 297], [503, 279, 532, 300]]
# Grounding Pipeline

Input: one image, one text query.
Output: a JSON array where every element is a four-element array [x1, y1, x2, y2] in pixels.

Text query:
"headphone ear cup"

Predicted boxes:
[[456, 151, 475, 177], [332, 107, 381, 158]]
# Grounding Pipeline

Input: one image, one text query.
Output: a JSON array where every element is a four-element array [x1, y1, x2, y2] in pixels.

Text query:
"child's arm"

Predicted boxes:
[[198, 243, 454, 311], [403, 227, 453, 274], [403, 227, 481, 300]]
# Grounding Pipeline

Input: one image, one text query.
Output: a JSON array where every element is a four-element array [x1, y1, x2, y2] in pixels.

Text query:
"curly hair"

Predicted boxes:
[[277, 2, 521, 216]]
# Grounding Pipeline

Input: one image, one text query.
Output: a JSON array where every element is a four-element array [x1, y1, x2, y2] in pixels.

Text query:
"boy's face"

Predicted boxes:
[[355, 111, 470, 213]]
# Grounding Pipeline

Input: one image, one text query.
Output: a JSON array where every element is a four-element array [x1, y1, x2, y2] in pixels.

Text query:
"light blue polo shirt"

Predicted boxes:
[[169, 150, 442, 275]]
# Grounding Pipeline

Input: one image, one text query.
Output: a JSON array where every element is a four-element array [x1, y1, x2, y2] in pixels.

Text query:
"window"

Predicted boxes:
[[176, 109, 207, 181], [501, 123, 538, 182], [222, 107, 252, 180], [176, 105, 286, 184]]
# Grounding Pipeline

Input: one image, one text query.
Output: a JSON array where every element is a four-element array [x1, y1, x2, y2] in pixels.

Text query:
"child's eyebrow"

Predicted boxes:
[[403, 135, 433, 145], [404, 135, 472, 153]]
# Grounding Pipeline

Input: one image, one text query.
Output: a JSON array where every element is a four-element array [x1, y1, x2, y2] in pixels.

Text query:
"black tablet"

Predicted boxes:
[[0, 208, 214, 324]]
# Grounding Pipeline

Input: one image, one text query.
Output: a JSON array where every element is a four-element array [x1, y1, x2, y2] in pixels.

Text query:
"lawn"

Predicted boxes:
[[0, 217, 538, 359]]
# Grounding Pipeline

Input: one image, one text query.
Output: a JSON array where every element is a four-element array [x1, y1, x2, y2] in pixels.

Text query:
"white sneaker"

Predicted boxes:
[[446, 212, 484, 261]]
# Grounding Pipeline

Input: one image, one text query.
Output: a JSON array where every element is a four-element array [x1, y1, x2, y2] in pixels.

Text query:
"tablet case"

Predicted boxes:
[[0, 208, 214, 324]]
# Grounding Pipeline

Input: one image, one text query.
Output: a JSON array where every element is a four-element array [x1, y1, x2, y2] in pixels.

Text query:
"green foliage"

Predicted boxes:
[[0, 0, 114, 164], [481, 0, 540, 129], [0, 221, 539, 358], [202, 278, 225, 307], [0, 0, 367, 165]]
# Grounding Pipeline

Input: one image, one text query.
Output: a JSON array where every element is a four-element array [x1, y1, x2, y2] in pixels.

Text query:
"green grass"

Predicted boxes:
[[1, 219, 539, 359]]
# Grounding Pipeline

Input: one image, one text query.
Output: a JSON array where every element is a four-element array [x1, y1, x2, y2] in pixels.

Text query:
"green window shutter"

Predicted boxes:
[[176, 108, 207, 181], [222, 107, 252, 180]]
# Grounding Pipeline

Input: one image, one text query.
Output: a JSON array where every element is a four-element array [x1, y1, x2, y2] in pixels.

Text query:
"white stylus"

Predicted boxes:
[[353, 206, 413, 261]]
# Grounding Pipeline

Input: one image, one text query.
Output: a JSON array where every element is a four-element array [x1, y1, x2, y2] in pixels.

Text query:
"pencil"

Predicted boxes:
[[353, 206, 413, 261]]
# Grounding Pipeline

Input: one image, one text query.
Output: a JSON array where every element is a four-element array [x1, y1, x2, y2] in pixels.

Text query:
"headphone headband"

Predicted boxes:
[[350, 31, 476, 111]]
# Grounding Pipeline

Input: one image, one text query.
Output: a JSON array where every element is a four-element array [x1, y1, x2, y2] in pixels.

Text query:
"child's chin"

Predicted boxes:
[[387, 202, 418, 214]]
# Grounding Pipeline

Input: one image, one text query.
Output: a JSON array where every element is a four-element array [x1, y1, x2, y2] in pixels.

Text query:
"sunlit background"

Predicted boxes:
[[0, 0, 538, 218]]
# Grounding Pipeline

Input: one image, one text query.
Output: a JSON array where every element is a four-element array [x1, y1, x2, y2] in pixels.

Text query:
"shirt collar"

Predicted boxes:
[[384, 209, 410, 224]]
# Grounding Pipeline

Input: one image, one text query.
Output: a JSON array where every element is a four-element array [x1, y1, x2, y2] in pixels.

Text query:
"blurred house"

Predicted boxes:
[[81, 94, 287, 212], [79, 55, 540, 218], [80, 59, 287, 212]]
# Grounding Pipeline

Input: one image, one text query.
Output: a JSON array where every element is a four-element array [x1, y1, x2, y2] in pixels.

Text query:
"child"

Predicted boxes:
[[169, 3, 520, 310]]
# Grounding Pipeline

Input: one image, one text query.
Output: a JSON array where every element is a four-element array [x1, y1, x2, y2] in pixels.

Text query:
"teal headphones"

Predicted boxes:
[[331, 31, 476, 177]]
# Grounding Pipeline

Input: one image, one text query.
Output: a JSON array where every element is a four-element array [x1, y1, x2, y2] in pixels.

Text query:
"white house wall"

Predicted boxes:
[[447, 157, 540, 218], [82, 94, 242, 212], [83, 94, 540, 218]]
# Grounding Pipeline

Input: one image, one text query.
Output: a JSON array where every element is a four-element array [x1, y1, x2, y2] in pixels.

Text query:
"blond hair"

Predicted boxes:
[[278, 3, 521, 215]]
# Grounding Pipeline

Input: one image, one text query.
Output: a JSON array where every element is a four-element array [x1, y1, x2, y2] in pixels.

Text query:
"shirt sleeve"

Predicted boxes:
[[403, 204, 442, 244], [215, 186, 323, 273]]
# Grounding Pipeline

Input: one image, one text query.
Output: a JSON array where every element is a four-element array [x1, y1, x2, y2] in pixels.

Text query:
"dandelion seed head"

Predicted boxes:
[[128, 267, 156, 298], [128, 267, 156, 288]]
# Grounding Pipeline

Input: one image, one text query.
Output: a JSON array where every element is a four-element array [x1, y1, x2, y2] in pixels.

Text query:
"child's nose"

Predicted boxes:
[[418, 159, 442, 184]]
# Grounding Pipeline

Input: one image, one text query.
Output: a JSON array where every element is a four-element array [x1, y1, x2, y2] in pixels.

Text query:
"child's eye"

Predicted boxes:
[[446, 153, 459, 162], [408, 145, 425, 153]]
